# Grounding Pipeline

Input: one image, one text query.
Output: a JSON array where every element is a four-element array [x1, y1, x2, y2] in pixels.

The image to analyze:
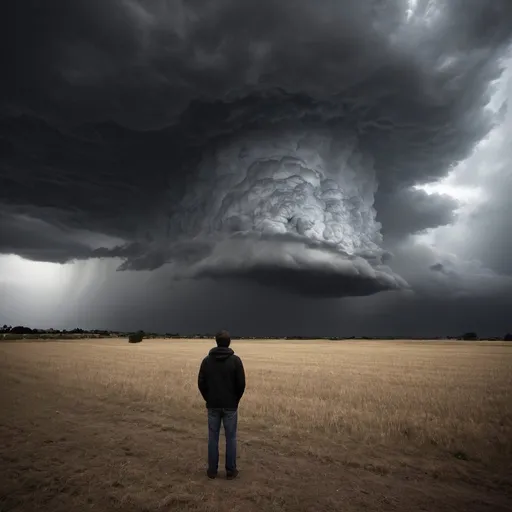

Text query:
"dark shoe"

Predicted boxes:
[[207, 469, 217, 479], [226, 469, 239, 480]]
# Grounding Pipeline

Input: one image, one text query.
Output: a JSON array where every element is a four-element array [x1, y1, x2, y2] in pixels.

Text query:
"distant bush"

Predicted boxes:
[[459, 332, 478, 341], [128, 331, 144, 343], [504, 333, 512, 342]]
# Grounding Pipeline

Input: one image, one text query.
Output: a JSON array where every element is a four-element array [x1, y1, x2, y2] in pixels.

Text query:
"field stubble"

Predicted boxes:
[[1, 338, 511, 511]]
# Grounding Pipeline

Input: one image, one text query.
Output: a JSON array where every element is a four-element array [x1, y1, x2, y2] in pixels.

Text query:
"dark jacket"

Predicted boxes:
[[198, 346, 246, 409]]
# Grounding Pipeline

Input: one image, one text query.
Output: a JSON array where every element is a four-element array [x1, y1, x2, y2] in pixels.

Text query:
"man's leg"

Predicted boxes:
[[207, 409, 222, 478], [222, 408, 238, 478]]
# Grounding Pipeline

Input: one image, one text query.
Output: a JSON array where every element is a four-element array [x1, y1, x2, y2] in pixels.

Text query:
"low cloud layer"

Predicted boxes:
[[375, 188, 459, 239], [1, 0, 512, 302]]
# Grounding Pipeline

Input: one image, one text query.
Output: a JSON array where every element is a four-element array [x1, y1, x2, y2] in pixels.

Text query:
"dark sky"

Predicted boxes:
[[1, 0, 512, 336]]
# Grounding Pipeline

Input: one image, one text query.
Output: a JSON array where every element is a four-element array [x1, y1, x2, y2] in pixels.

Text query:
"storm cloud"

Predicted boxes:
[[1, 0, 512, 301]]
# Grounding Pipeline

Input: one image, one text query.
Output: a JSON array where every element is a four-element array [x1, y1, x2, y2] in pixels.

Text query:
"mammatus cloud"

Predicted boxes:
[[1, 0, 512, 298]]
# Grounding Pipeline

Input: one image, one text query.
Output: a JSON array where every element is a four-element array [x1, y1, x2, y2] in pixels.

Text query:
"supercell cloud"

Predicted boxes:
[[1, 0, 512, 298], [148, 127, 407, 296]]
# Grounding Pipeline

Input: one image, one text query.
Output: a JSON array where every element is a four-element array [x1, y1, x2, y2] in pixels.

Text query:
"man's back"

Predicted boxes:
[[198, 345, 246, 409]]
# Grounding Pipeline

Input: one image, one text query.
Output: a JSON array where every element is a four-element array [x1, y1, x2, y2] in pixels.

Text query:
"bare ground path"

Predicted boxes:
[[1, 339, 511, 511]]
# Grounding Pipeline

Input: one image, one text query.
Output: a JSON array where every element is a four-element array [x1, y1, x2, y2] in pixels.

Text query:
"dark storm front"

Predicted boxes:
[[1, 1, 512, 338]]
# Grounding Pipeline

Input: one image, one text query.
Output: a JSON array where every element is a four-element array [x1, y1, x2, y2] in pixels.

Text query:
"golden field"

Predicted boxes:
[[1, 338, 511, 511]]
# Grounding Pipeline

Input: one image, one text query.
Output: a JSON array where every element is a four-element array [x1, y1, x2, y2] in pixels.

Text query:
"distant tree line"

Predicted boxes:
[[1, 325, 511, 341]]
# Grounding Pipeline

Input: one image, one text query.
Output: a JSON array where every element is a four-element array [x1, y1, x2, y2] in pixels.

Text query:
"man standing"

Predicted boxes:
[[198, 330, 246, 480]]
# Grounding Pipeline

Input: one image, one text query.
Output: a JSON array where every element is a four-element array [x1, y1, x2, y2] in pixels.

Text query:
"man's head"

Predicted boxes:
[[215, 330, 231, 348]]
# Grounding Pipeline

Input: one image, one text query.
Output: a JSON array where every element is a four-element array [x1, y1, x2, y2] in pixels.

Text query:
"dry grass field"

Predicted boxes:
[[1, 338, 511, 512]]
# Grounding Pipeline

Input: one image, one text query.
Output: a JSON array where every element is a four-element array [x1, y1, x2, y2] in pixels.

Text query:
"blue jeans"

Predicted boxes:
[[207, 408, 238, 474]]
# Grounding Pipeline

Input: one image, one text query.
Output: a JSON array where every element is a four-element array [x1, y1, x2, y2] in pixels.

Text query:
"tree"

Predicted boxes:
[[10, 326, 33, 334], [504, 333, 512, 341], [460, 332, 478, 341]]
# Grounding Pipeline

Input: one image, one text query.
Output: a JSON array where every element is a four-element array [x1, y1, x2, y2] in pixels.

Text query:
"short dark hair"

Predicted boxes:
[[215, 330, 231, 347]]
